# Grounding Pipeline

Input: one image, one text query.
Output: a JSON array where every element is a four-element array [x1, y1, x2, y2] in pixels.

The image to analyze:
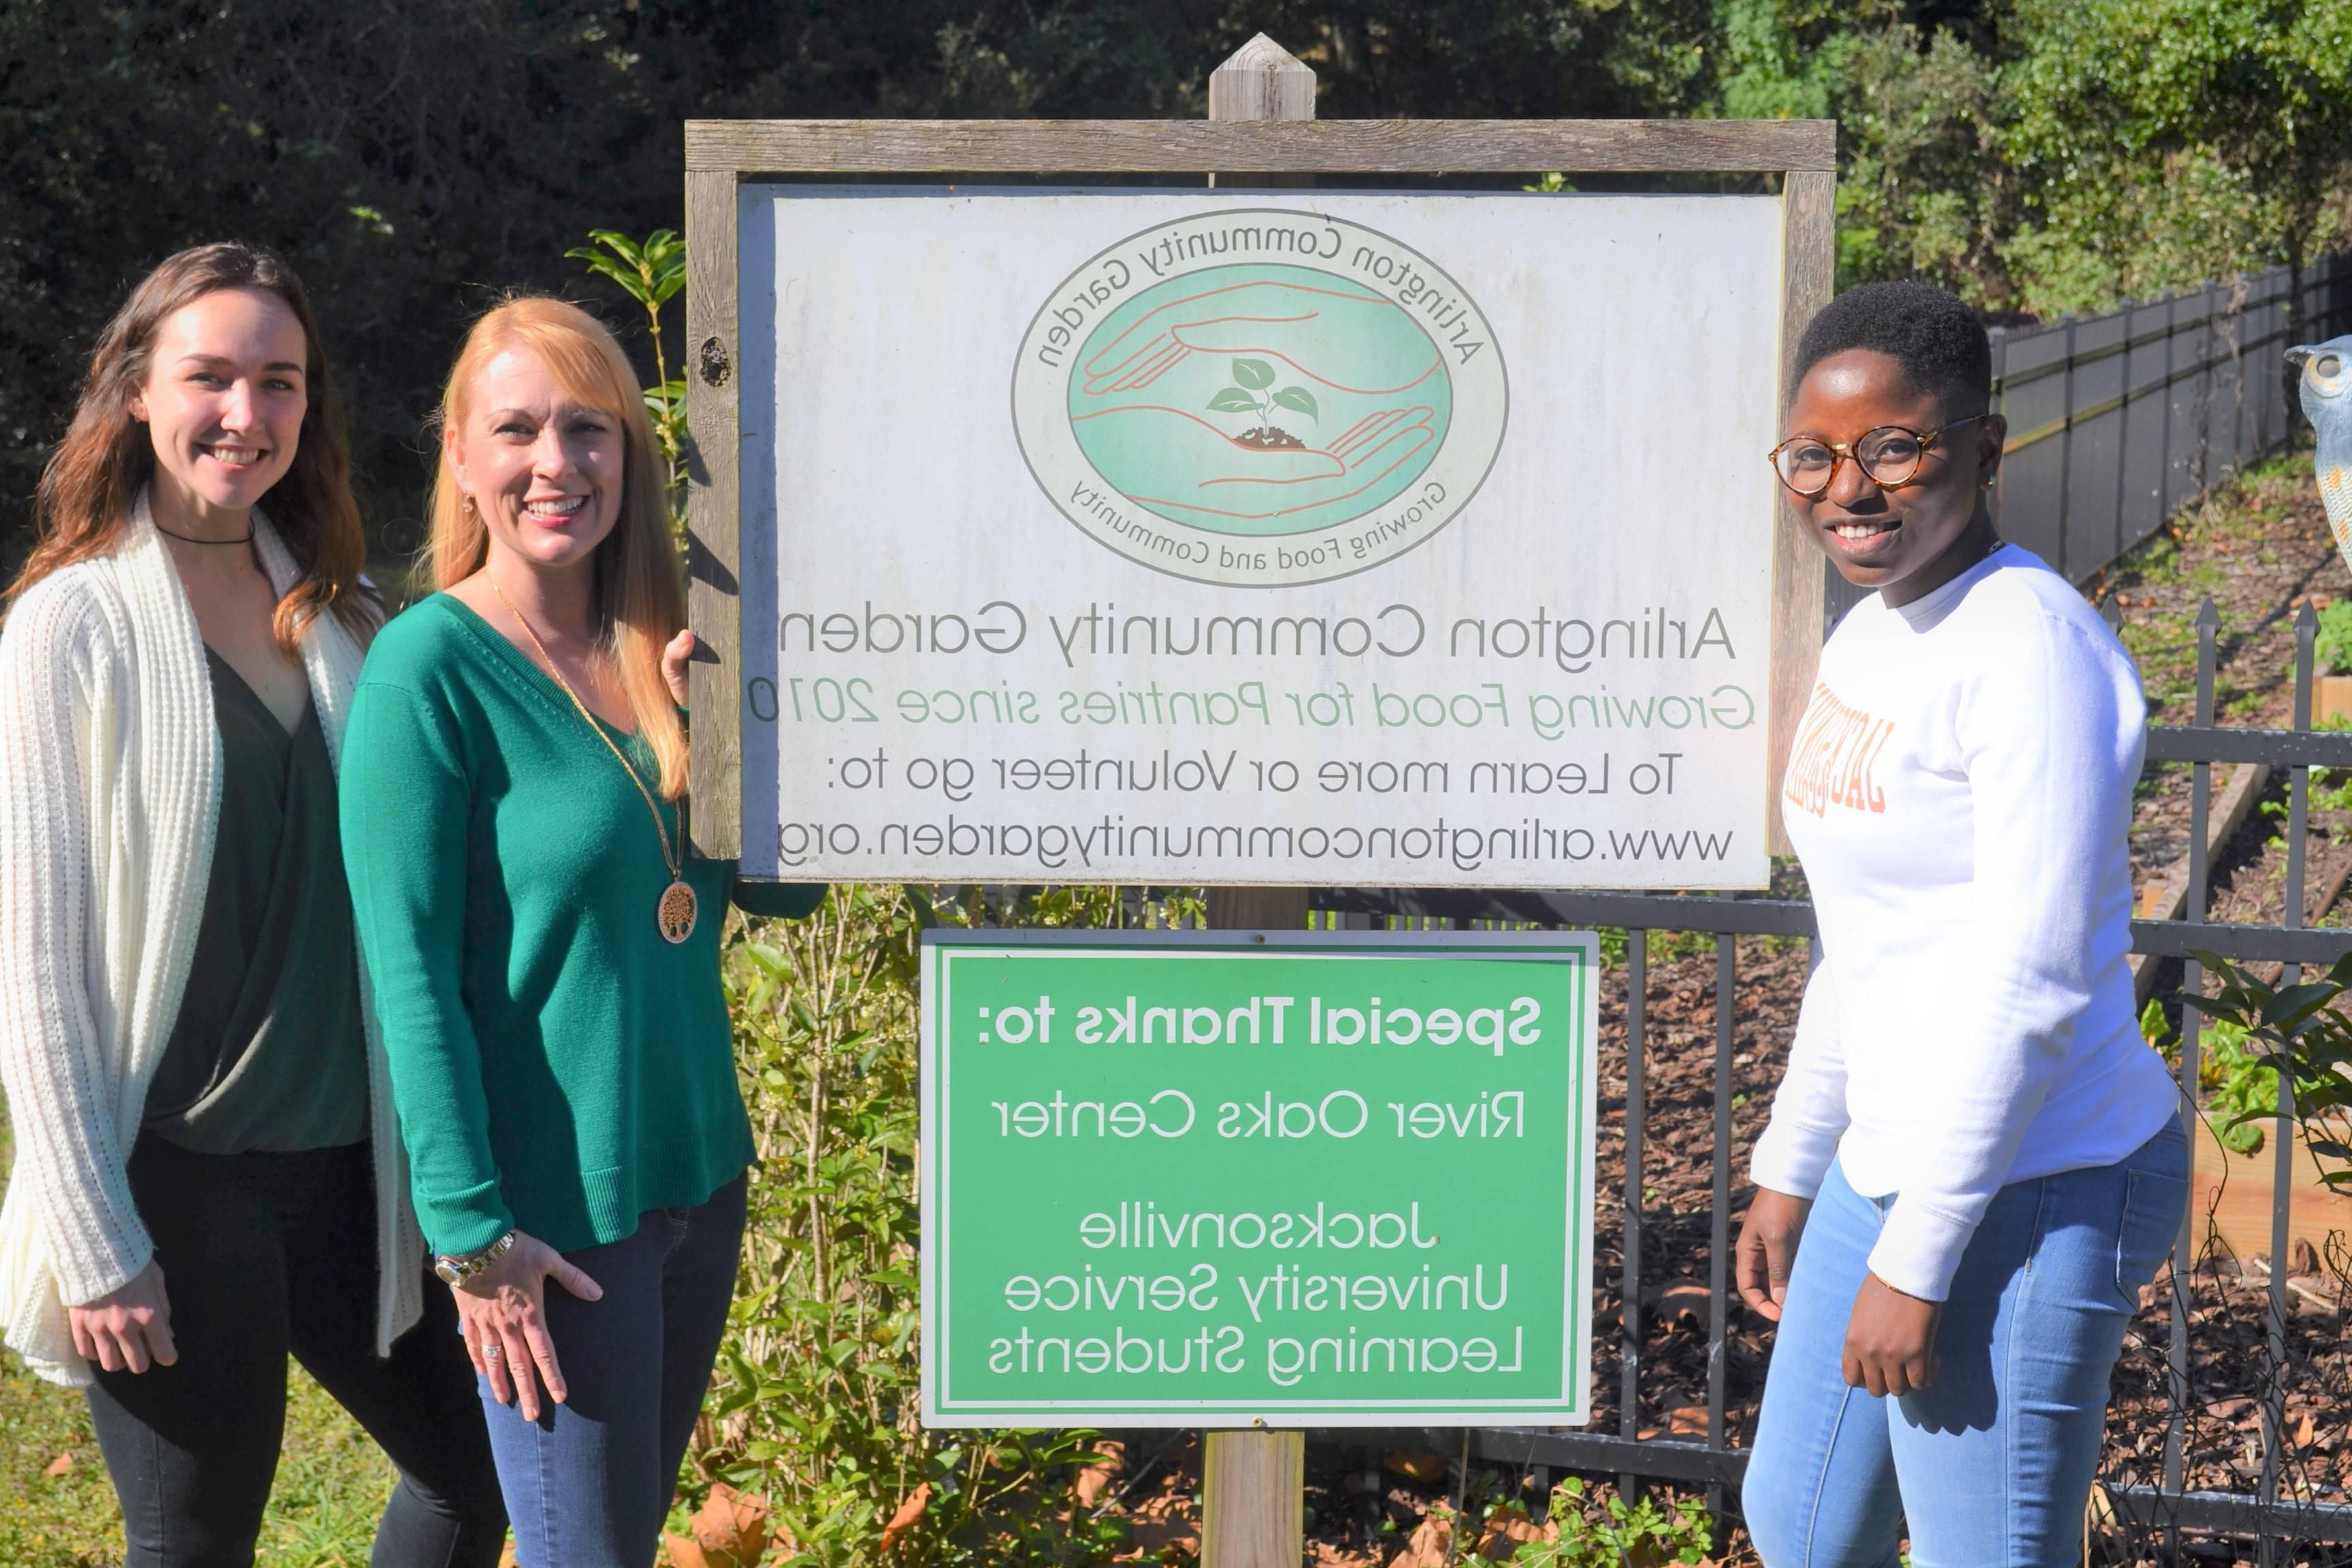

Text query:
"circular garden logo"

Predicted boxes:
[[1011, 210, 1508, 587]]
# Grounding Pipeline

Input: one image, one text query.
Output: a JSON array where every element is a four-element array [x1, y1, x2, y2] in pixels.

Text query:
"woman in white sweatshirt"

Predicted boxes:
[[0, 244, 501, 1565], [1735, 281, 2186, 1567]]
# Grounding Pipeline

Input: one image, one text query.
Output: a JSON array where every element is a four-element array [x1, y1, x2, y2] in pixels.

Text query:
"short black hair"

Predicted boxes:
[[1791, 280, 1991, 416]]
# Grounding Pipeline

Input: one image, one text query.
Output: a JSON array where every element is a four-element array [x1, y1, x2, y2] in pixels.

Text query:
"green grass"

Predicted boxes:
[[0, 1113, 394, 1567], [0, 1353, 120, 1568], [0, 1355, 395, 1567]]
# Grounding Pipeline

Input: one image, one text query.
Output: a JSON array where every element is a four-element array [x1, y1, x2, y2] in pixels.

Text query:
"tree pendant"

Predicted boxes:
[[657, 880, 698, 945]]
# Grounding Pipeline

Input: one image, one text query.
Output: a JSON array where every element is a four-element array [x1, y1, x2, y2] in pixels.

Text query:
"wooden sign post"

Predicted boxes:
[[1201, 33, 1316, 951], [1200, 44, 1316, 1568]]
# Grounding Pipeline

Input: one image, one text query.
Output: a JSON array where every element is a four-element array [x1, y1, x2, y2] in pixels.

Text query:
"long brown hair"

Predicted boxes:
[[10, 242, 374, 647], [424, 297, 689, 798]]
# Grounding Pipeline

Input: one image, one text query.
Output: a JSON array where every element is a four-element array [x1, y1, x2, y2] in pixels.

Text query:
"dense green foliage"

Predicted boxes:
[[0, 0, 1718, 569], [1504, 1476, 1713, 1567], [2184, 951, 2352, 1189], [1718, 0, 2352, 314], [1, 1, 2345, 566], [713, 883, 1200, 1563]]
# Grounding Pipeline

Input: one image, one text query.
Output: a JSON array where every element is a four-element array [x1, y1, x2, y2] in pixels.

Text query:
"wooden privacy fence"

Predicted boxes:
[[1825, 252, 2352, 630], [1299, 596, 2352, 1561]]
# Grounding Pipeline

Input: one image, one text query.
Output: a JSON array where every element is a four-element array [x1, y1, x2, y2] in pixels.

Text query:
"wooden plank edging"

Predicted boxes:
[[2131, 760, 2270, 1002]]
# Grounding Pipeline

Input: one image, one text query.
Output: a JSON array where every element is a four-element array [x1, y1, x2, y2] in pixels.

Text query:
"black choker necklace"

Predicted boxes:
[[153, 519, 253, 546]]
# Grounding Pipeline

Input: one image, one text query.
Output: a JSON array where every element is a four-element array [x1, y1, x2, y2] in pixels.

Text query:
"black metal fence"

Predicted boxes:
[[1825, 254, 2352, 631], [1308, 595, 2352, 1561]]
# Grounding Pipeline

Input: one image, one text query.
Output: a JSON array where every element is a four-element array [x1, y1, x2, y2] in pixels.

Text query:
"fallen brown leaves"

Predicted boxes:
[[1121, 1483, 1201, 1562], [1475, 1503, 1553, 1561], [879, 1482, 931, 1552], [1384, 1507, 1454, 1568], [1643, 1405, 1712, 1441], [1379, 1502, 1560, 1567], [1076, 1440, 1124, 1507], [662, 1484, 785, 1568], [1654, 1279, 1710, 1327]]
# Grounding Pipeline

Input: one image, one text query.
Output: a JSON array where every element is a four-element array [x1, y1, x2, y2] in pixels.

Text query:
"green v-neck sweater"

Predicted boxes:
[[339, 593, 822, 1258]]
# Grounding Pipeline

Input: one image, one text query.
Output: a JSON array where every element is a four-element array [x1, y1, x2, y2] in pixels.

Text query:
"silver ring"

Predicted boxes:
[[483, 1343, 502, 1361]]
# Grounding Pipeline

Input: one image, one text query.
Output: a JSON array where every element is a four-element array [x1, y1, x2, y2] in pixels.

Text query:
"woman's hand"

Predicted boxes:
[[1735, 1187, 1808, 1322], [1842, 1272, 1941, 1396], [69, 1260, 176, 1373], [451, 1232, 603, 1422], [661, 629, 698, 708]]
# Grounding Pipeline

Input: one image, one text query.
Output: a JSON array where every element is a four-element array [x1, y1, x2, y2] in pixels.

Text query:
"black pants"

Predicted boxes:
[[84, 1135, 506, 1568]]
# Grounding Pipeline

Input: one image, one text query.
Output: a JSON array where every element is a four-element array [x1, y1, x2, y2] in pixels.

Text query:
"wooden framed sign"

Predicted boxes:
[[684, 121, 1834, 886]]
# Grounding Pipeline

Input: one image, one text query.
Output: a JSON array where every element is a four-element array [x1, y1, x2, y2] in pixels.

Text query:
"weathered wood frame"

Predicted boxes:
[[684, 118, 1835, 862]]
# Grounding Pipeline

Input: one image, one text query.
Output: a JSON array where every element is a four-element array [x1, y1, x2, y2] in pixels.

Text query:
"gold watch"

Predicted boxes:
[[433, 1230, 517, 1287]]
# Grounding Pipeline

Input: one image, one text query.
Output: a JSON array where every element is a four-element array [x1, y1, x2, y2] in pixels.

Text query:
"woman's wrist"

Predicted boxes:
[[432, 1228, 517, 1286]]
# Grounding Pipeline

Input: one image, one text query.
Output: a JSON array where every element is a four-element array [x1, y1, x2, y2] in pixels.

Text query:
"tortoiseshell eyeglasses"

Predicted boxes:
[[1767, 416, 1986, 498]]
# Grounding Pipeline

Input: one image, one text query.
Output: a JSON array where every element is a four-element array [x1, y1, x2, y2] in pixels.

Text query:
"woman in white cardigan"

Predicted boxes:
[[0, 244, 502, 1565]]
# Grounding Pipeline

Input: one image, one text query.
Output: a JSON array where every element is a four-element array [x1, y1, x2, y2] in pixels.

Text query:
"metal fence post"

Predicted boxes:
[[1987, 323, 2008, 535], [2163, 598, 2219, 1516], [2160, 291, 2178, 520], [1708, 935, 1735, 1540], [2116, 298, 2136, 554], [1620, 932, 1648, 1501], [2257, 605, 2317, 1567], [2057, 314, 2077, 572], [2197, 283, 2217, 495], [2228, 278, 2248, 478], [2258, 276, 2278, 451]]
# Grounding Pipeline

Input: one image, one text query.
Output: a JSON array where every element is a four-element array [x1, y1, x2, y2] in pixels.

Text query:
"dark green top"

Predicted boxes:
[[338, 593, 824, 1257], [145, 650, 370, 1154]]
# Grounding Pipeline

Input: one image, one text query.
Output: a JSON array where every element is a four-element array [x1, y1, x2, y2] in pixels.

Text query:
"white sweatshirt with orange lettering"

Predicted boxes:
[[1750, 543, 2180, 1303]]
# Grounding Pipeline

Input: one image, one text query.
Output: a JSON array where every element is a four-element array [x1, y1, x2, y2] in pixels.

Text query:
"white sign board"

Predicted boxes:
[[734, 190, 1784, 887]]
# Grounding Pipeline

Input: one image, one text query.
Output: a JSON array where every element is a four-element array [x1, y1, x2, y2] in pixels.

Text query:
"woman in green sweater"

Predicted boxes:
[[340, 297, 821, 1568]]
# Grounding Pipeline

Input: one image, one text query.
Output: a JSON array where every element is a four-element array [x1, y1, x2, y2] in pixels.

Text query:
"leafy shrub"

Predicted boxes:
[[1503, 1477, 1712, 1567], [2144, 996, 2277, 1156], [2183, 953, 2352, 1184], [2201, 1015, 2278, 1157], [701, 882, 1198, 1565], [568, 229, 689, 536]]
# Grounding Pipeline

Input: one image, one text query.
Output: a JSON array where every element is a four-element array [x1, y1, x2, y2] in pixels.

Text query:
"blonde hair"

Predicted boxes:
[[425, 297, 688, 797]]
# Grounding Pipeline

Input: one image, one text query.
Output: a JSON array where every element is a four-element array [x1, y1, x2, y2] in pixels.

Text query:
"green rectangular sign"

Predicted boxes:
[[919, 930, 1598, 1426]]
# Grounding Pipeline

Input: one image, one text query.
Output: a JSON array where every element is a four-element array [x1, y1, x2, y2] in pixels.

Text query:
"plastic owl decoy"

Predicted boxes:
[[2290, 334, 2352, 556]]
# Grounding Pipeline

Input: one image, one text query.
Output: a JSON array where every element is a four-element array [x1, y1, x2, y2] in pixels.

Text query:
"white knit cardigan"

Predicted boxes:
[[0, 495, 424, 1386]]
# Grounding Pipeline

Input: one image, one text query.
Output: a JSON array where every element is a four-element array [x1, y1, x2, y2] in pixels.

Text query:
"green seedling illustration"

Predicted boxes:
[[1207, 356, 1319, 448]]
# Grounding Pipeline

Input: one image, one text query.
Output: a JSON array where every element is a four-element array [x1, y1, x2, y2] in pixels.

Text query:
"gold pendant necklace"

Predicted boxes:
[[485, 572, 696, 945]]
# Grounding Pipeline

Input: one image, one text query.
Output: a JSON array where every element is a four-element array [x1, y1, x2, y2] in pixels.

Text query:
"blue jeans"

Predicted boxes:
[[478, 1173, 747, 1568], [1742, 1117, 2187, 1567]]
